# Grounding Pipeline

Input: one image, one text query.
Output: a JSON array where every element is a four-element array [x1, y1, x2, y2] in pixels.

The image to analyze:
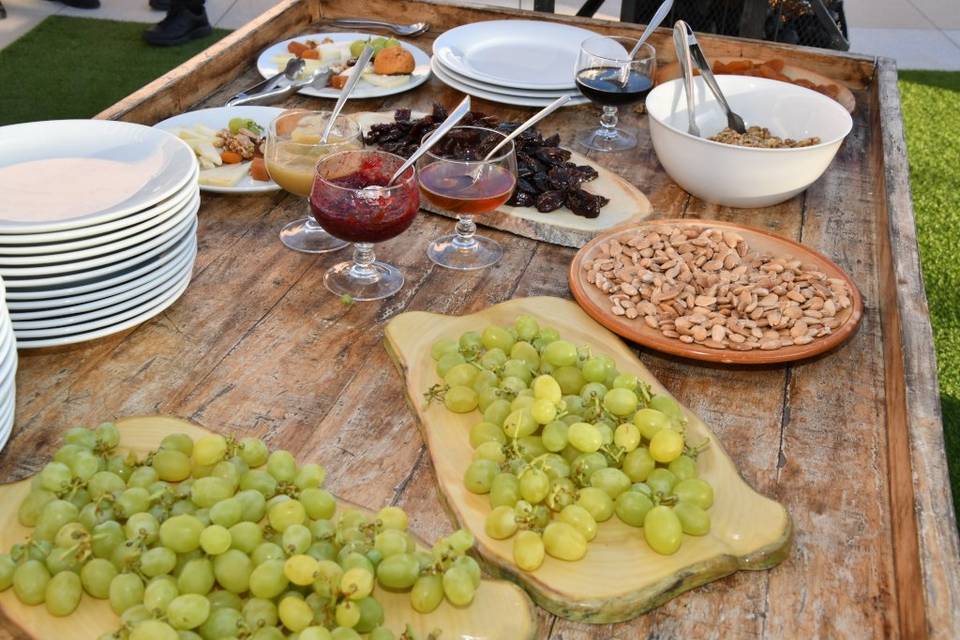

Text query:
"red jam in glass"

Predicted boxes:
[[310, 155, 419, 244]]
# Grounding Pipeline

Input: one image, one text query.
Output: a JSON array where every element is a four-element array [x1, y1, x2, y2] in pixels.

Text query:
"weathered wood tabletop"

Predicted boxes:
[[2, 0, 959, 638]]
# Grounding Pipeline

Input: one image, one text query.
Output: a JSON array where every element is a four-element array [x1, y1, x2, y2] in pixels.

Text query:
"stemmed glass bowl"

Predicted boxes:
[[416, 126, 517, 271], [310, 149, 419, 301], [265, 110, 362, 253]]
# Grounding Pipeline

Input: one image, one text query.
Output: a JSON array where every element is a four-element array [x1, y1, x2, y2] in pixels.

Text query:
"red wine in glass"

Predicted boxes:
[[418, 162, 516, 216], [575, 66, 654, 106]]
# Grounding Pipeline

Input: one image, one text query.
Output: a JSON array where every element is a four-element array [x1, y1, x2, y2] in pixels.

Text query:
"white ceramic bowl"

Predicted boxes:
[[645, 75, 853, 208]]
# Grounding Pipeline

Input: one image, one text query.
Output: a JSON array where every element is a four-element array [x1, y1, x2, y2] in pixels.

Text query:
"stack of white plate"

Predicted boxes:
[[0, 277, 16, 452], [431, 20, 594, 107], [0, 119, 200, 349]]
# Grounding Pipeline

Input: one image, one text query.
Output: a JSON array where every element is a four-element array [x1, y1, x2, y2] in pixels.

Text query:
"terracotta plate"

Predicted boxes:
[[656, 56, 856, 114], [568, 219, 864, 365]]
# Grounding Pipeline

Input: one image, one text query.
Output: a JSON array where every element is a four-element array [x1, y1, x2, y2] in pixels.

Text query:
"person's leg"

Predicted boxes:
[[149, 0, 171, 11], [143, 0, 211, 47], [45, 0, 100, 8]]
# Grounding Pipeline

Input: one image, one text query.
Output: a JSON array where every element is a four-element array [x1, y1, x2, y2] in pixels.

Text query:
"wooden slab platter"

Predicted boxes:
[[354, 111, 652, 248], [569, 220, 864, 365], [383, 297, 792, 623], [0, 416, 539, 640], [656, 56, 857, 113]]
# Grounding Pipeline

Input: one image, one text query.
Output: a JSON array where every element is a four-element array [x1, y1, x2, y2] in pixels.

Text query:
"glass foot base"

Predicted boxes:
[[575, 127, 637, 152], [280, 218, 349, 254], [428, 234, 502, 271], [324, 260, 404, 301]]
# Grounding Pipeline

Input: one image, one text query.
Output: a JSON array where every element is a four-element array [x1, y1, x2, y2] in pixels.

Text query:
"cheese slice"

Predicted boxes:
[[198, 162, 251, 188], [362, 73, 411, 88]]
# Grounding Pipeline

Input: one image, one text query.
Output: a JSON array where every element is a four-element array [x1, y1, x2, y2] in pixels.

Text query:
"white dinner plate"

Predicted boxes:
[[11, 255, 193, 330], [256, 33, 431, 99], [0, 195, 198, 281], [434, 56, 583, 98], [433, 20, 594, 90], [5, 221, 195, 302], [15, 267, 192, 348], [0, 175, 197, 248], [154, 106, 284, 195], [0, 395, 15, 453], [0, 329, 16, 387], [0, 120, 197, 233], [9, 241, 195, 318], [0, 185, 196, 266], [431, 57, 589, 108]]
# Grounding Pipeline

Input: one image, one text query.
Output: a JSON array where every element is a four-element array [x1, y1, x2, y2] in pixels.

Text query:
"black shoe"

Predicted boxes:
[[46, 0, 100, 8], [143, 7, 212, 46], [149, 0, 171, 10]]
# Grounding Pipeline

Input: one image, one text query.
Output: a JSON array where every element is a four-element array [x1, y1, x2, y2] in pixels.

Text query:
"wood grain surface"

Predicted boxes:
[[568, 220, 864, 364], [0, 1, 951, 638]]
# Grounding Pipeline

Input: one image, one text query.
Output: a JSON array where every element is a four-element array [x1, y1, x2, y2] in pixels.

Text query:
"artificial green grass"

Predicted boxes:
[[898, 70, 960, 520], [0, 15, 230, 126]]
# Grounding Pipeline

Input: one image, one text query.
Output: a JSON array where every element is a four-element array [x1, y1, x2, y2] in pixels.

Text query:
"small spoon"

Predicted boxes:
[[320, 43, 376, 144], [672, 21, 700, 137], [620, 0, 673, 84], [679, 21, 747, 134], [382, 95, 473, 188]]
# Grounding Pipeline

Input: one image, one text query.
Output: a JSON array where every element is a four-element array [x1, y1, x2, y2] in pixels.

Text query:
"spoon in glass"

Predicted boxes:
[[384, 95, 473, 186], [620, 0, 673, 84], [320, 43, 376, 144]]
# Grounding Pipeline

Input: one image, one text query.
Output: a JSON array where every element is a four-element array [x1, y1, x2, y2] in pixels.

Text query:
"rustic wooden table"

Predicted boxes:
[[2, 1, 958, 638]]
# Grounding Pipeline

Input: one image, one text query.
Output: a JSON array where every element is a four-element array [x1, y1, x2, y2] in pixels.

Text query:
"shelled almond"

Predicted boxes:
[[581, 225, 852, 351]]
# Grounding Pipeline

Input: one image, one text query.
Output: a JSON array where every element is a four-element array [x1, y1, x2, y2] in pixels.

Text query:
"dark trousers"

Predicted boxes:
[[172, 0, 205, 11]]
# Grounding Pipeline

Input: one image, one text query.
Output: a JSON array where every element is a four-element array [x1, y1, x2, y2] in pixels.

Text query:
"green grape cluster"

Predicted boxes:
[[426, 315, 715, 568], [0, 424, 476, 640]]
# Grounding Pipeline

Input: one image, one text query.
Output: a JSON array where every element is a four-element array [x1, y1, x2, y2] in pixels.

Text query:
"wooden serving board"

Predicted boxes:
[[384, 297, 792, 623], [569, 220, 864, 365], [0, 416, 539, 640], [354, 111, 652, 248], [656, 56, 857, 114]]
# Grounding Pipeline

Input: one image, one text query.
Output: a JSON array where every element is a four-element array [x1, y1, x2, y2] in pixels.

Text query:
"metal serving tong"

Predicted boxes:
[[674, 20, 746, 134], [227, 61, 332, 107]]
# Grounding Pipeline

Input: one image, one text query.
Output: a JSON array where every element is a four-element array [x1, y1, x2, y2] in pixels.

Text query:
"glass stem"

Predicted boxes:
[[349, 243, 378, 281], [303, 202, 323, 231], [600, 105, 619, 139], [453, 215, 479, 251]]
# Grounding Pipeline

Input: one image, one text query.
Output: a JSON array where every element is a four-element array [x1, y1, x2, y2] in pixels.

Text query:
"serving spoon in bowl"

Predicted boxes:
[[676, 20, 746, 134]]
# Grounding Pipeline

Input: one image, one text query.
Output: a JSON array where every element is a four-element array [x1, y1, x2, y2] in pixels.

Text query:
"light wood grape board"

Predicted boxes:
[[384, 297, 792, 623], [0, 416, 538, 640], [355, 112, 652, 248]]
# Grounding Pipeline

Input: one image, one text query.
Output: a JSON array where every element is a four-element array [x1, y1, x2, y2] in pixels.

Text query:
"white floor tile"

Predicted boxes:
[[215, 0, 275, 29], [848, 27, 960, 71], [945, 30, 960, 50], [907, 0, 960, 30], [843, 0, 936, 29]]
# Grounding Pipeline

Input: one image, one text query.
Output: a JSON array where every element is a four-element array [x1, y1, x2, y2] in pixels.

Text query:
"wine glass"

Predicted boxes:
[[574, 36, 657, 152], [417, 126, 517, 271], [265, 110, 362, 253], [310, 149, 419, 301]]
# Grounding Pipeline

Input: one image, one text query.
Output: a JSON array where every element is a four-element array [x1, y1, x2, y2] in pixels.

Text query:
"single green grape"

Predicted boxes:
[[167, 593, 211, 630], [249, 559, 288, 599], [459, 330, 483, 354], [581, 357, 607, 383], [518, 468, 550, 504], [649, 428, 684, 463], [553, 366, 585, 395], [140, 546, 177, 578], [430, 337, 459, 361], [667, 455, 698, 481], [193, 434, 228, 466], [240, 469, 279, 498], [235, 489, 268, 522], [335, 598, 362, 628], [646, 468, 679, 495], [108, 573, 144, 615], [485, 505, 518, 539], [207, 589, 243, 611], [644, 506, 683, 554], [512, 530, 545, 571], [603, 387, 638, 417], [442, 566, 476, 606], [503, 358, 534, 383], [129, 620, 179, 640], [542, 339, 578, 367], [178, 558, 215, 595], [283, 554, 319, 587], [489, 472, 521, 509], [590, 467, 631, 499], [615, 490, 654, 527], [266, 450, 297, 483], [278, 595, 314, 632], [444, 385, 478, 413], [673, 501, 711, 535], [354, 595, 385, 633], [621, 447, 656, 482], [540, 421, 569, 452], [199, 607, 244, 639], [375, 553, 419, 589], [410, 573, 444, 613], [78, 557, 115, 599], [576, 487, 615, 522], [673, 478, 714, 509], [614, 423, 641, 452], [481, 325, 515, 351], [18, 490, 56, 527], [633, 408, 671, 440], [612, 373, 639, 390], [436, 351, 466, 378], [443, 362, 478, 388], [154, 449, 192, 482], [463, 459, 499, 494], [160, 432, 194, 455], [558, 504, 597, 541], [542, 522, 587, 561], [214, 549, 253, 593], [514, 315, 540, 341], [567, 422, 602, 453], [159, 514, 203, 553], [268, 499, 306, 532], [143, 576, 179, 612], [243, 597, 279, 630], [44, 570, 81, 616]]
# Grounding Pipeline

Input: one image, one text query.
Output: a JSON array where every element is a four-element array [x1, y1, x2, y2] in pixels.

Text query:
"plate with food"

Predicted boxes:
[[656, 56, 856, 113], [256, 32, 431, 99], [569, 220, 863, 364], [154, 106, 282, 194], [357, 106, 651, 248]]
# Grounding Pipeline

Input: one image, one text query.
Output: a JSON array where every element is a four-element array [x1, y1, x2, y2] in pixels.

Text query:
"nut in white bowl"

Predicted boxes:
[[645, 75, 853, 208]]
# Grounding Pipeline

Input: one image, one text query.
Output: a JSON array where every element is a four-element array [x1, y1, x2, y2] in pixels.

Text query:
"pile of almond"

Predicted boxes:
[[581, 225, 853, 351]]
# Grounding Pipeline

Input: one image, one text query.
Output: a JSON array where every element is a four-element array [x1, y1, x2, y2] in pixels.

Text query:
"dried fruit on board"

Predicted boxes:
[[364, 104, 609, 218]]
